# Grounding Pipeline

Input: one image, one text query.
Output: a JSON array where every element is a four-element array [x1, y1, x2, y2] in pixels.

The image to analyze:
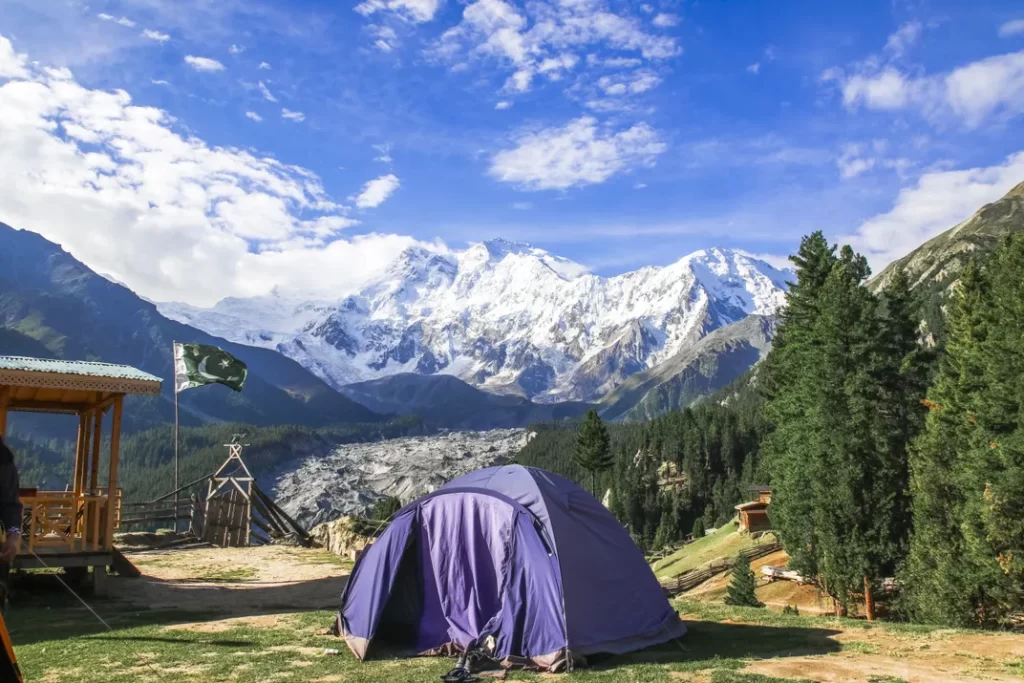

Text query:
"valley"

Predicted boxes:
[[271, 428, 530, 528]]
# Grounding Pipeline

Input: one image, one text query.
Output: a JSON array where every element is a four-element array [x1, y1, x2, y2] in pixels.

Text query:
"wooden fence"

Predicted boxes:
[[660, 542, 782, 595]]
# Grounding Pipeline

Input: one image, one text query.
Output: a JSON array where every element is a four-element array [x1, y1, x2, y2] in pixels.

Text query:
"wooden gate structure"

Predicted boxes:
[[197, 438, 253, 547], [0, 356, 162, 593]]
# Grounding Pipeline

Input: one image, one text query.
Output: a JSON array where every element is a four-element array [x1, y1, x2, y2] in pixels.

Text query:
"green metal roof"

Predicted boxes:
[[0, 356, 162, 384]]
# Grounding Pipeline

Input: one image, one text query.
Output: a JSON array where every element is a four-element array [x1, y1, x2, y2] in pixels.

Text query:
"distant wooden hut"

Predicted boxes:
[[0, 356, 162, 592], [735, 485, 772, 533]]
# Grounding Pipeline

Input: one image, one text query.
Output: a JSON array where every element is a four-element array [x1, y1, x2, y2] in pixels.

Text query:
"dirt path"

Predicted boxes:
[[114, 544, 350, 615]]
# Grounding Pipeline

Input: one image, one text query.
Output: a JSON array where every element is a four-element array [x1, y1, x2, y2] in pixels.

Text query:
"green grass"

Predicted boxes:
[[193, 567, 259, 582], [7, 594, 849, 683], [7, 578, 1012, 683], [652, 521, 770, 578]]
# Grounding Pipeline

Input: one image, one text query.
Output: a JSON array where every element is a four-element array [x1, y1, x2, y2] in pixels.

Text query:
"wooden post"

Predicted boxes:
[[864, 576, 875, 621], [89, 410, 103, 492], [104, 396, 123, 551], [72, 413, 87, 497]]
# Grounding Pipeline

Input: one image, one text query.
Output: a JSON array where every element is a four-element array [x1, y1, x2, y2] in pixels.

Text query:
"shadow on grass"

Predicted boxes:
[[4, 571, 342, 646], [585, 620, 842, 672]]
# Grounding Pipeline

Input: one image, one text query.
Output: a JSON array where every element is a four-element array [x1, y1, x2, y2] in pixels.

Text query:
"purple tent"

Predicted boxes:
[[335, 465, 686, 671]]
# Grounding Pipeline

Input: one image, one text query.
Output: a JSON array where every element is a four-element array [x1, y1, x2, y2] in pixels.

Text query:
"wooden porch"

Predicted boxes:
[[0, 357, 162, 586]]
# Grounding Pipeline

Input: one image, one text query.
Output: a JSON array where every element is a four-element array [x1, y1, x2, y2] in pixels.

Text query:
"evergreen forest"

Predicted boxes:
[[520, 231, 1024, 628]]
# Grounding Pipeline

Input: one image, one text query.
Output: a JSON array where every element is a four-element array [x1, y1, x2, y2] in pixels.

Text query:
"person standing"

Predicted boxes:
[[0, 438, 21, 566]]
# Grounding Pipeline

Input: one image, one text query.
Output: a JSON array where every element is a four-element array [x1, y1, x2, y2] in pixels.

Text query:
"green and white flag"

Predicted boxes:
[[174, 343, 248, 393]]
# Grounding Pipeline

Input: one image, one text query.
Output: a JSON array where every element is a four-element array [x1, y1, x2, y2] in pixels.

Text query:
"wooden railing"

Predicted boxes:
[[660, 542, 783, 595], [16, 490, 123, 554]]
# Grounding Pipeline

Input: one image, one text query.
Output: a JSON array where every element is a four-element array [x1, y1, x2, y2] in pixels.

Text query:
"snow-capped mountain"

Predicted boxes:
[[158, 240, 791, 402]]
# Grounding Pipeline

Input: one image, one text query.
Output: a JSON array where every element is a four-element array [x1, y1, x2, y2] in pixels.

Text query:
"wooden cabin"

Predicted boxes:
[[0, 356, 162, 591], [735, 485, 772, 533]]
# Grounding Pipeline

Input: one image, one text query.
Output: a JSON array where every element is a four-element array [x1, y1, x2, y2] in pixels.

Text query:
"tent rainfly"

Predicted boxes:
[[334, 465, 687, 672]]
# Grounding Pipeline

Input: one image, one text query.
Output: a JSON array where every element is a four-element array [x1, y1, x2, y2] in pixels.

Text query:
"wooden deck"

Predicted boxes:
[[13, 490, 122, 567]]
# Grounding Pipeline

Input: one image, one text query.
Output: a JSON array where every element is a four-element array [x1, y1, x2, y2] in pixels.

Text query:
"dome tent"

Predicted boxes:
[[334, 465, 687, 671]]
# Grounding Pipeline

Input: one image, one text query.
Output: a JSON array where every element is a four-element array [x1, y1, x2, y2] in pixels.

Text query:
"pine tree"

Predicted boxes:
[[902, 257, 993, 625], [760, 232, 838, 578], [725, 553, 764, 608], [692, 517, 706, 539], [574, 409, 613, 497]]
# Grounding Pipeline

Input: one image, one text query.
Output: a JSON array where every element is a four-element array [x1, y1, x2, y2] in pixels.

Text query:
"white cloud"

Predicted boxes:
[[603, 56, 642, 68], [151, 79, 171, 86], [229, 44, 245, 54], [998, 19, 1024, 38], [764, 45, 777, 61], [0, 37, 29, 80], [842, 68, 910, 110], [0, 36, 420, 307], [489, 116, 666, 190], [355, 174, 401, 208], [495, 100, 511, 109], [97, 13, 136, 28], [652, 13, 680, 28], [281, 108, 305, 122], [634, 182, 647, 189], [373, 143, 393, 162], [640, 4, 653, 13], [141, 29, 170, 42], [830, 24, 1024, 129], [747, 62, 760, 75], [431, 0, 679, 96], [245, 111, 263, 121], [184, 55, 226, 72], [597, 69, 661, 95], [843, 150, 1024, 269], [259, 61, 272, 70], [369, 25, 400, 52], [836, 144, 876, 179], [355, 0, 441, 23], [258, 80, 277, 102], [511, 201, 533, 210], [883, 21, 922, 57]]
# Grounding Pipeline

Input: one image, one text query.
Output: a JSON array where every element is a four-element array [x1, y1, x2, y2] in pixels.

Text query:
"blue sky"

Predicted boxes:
[[1, 0, 1024, 305]]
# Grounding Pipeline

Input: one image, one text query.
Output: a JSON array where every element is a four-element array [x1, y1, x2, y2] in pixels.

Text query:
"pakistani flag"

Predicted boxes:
[[174, 343, 248, 393]]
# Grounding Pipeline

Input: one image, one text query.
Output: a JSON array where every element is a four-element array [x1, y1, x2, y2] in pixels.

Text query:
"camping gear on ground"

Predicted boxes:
[[334, 465, 687, 672]]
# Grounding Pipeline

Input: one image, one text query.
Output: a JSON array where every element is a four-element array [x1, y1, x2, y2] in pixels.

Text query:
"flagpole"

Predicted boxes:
[[173, 341, 180, 535]]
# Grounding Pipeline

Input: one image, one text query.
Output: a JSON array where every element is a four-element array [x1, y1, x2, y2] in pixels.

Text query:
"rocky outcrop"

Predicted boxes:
[[310, 517, 375, 560]]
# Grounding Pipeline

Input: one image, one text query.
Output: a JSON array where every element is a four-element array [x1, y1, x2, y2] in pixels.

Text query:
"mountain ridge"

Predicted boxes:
[[160, 241, 792, 404], [0, 223, 379, 432]]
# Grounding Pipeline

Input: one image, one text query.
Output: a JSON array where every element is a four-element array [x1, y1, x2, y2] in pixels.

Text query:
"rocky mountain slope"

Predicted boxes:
[[340, 373, 591, 430], [869, 180, 1024, 343], [599, 314, 777, 422], [0, 223, 378, 433], [160, 242, 790, 403], [271, 428, 529, 528]]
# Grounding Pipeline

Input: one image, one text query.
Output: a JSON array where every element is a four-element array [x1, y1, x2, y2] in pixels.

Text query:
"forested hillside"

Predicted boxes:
[[6, 417, 424, 503], [517, 372, 766, 549]]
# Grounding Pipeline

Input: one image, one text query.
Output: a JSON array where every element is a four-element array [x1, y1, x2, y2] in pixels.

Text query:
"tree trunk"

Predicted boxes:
[[592, 471, 597, 499], [864, 576, 875, 621]]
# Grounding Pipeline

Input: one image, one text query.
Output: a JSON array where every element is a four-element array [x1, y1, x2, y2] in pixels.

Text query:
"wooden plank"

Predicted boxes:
[[11, 552, 113, 570], [72, 414, 87, 498], [89, 410, 102, 492], [104, 396, 123, 551], [7, 400, 96, 414]]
